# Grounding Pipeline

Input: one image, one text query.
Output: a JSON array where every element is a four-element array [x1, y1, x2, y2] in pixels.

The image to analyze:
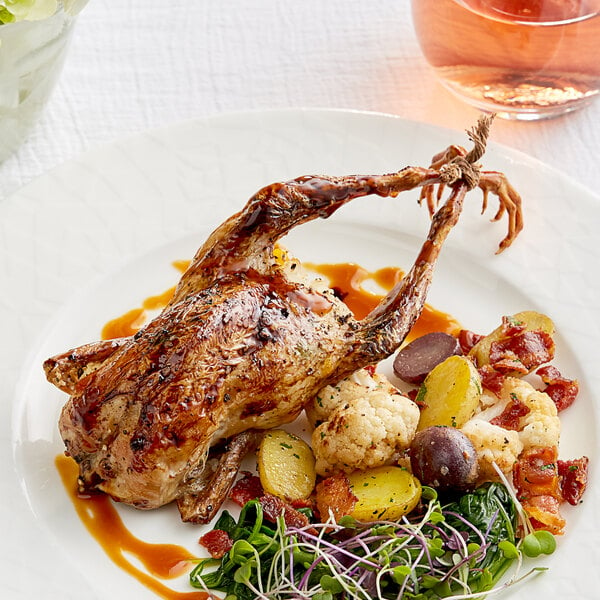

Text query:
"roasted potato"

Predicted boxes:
[[416, 355, 481, 431], [393, 332, 462, 384], [347, 466, 421, 522], [410, 426, 479, 491], [468, 310, 555, 372], [257, 429, 316, 501]]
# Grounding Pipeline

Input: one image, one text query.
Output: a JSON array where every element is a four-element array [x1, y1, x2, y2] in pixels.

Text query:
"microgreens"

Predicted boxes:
[[190, 483, 554, 599]]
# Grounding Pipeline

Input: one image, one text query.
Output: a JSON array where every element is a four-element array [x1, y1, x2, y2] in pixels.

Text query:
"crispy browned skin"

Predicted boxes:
[[45, 120, 523, 520]]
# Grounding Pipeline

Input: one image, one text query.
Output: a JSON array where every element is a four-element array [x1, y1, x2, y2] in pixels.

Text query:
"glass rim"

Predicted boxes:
[[448, 0, 600, 26]]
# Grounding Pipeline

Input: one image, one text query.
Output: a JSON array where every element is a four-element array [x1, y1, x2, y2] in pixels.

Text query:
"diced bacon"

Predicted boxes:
[[230, 471, 264, 506], [259, 494, 314, 532], [458, 329, 484, 354], [489, 357, 528, 375], [199, 528, 233, 559], [364, 364, 377, 376], [500, 315, 527, 337], [558, 457, 589, 506], [290, 497, 315, 511], [537, 364, 561, 381], [490, 393, 530, 430], [407, 388, 420, 403], [489, 330, 555, 375], [513, 446, 565, 534], [314, 474, 358, 523], [522, 495, 566, 535], [478, 364, 505, 396], [513, 446, 560, 500], [537, 365, 579, 412]]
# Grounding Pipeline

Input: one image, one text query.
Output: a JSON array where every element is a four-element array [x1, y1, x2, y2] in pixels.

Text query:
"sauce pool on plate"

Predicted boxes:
[[55, 454, 209, 600], [101, 260, 460, 341], [306, 262, 460, 339]]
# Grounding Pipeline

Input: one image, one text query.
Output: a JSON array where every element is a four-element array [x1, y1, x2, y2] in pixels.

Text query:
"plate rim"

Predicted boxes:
[[2, 107, 599, 599], [4, 107, 600, 207]]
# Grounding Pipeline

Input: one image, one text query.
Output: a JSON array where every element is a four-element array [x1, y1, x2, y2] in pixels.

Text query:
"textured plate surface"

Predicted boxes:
[[1, 109, 599, 599]]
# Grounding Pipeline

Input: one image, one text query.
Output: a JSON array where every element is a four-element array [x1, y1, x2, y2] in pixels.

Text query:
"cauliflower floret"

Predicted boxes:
[[461, 376, 561, 482], [502, 377, 561, 449], [310, 369, 420, 476], [474, 390, 509, 421], [305, 383, 346, 430], [461, 419, 523, 481], [306, 369, 385, 428]]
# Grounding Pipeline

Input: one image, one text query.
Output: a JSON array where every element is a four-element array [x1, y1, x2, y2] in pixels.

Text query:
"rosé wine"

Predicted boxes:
[[412, 0, 600, 119]]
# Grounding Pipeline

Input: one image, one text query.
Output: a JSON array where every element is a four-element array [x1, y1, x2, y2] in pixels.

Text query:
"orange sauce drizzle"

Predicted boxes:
[[307, 262, 461, 340], [172, 259, 192, 273], [100, 258, 460, 342], [100, 261, 190, 340], [143, 286, 177, 311], [101, 308, 147, 340], [55, 455, 209, 600]]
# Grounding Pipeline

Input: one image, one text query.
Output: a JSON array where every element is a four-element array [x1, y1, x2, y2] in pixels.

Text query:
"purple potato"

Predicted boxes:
[[393, 332, 461, 384], [410, 426, 479, 491]]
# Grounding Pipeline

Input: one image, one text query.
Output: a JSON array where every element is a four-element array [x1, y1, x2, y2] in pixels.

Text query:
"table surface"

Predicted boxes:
[[0, 0, 598, 200]]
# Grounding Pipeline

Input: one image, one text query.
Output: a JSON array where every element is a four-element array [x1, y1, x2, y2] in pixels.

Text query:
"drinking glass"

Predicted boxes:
[[411, 0, 600, 120], [0, 1, 88, 162]]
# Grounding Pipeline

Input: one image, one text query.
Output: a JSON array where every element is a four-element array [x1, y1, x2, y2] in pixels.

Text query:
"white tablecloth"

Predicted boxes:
[[0, 0, 598, 200]]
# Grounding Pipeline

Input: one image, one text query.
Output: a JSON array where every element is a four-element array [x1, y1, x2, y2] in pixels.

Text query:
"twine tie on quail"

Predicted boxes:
[[439, 115, 495, 190]]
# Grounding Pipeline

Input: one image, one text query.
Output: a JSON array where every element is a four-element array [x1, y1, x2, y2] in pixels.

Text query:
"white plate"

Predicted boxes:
[[2, 109, 599, 600]]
